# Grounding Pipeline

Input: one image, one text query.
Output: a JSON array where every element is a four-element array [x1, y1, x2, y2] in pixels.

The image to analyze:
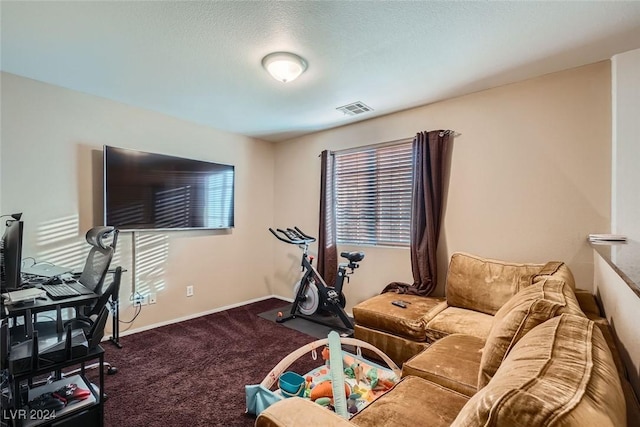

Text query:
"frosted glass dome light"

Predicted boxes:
[[262, 52, 307, 83]]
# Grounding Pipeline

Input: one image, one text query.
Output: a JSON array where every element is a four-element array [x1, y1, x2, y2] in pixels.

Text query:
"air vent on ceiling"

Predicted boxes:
[[336, 101, 374, 116]]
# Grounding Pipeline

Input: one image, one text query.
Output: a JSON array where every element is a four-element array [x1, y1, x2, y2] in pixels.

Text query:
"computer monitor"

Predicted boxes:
[[1, 220, 24, 292]]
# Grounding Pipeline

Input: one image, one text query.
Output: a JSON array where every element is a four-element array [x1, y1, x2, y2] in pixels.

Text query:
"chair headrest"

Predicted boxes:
[[86, 226, 116, 249]]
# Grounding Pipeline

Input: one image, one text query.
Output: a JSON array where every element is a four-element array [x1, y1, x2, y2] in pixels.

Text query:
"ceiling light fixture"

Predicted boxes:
[[261, 52, 307, 83]]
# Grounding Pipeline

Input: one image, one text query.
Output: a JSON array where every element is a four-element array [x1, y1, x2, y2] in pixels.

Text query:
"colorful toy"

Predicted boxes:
[[246, 335, 401, 418], [315, 397, 331, 407], [321, 346, 330, 366], [309, 380, 350, 401], [347, 393, 359, 414], [367, 368, 379, 389], [304, 375, 313, 397], [374, 378, 395, 392]]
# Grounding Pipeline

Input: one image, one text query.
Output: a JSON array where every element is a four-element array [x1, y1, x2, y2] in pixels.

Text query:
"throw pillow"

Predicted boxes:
[[453, 314, 625, 427], [477, 278, 584, 388]]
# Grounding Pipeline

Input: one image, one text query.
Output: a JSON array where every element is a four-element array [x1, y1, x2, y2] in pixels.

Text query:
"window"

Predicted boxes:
[[334, 141, 413, 247]]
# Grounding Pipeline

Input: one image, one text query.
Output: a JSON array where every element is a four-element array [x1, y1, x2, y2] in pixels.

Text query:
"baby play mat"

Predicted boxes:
[[246, 331, 400, 419]]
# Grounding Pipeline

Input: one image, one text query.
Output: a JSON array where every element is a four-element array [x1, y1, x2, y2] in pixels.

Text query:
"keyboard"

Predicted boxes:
[[41, 283, 82, 299]]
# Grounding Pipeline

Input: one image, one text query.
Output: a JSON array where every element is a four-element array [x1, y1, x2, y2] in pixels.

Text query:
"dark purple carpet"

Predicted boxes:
[[93, 298, 321, 427]]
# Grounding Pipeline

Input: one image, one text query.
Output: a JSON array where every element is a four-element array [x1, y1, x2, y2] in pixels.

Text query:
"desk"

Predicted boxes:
[[2, 293, 105, 427], [3, 292, 98, 318], [2, 292, 98, 339]]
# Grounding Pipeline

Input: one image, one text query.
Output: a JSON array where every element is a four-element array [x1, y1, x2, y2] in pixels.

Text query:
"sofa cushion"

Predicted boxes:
[[478, 279, 585, 388], [351, 376, 469, 427], [446, 252, 547, 315], [256, 397, 356, 427], [352, 293, 446, 341], [402, 334, 484, 397], [354, 324, 430, 366], [425, 307, 493, 342], [452, 314, 626, 427]]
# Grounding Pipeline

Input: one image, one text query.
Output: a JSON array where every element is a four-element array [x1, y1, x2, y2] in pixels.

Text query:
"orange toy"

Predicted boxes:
[[373, 378, 395, 391], [310, 380, 351, 401], [321, 346, 330, 365]]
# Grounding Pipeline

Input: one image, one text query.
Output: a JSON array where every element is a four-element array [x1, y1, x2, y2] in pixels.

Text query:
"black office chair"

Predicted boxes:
[[65, 266, 123, 375], [33, 226, 119, 325], [60, 227, 121, 376], [76, 226, 119, 300]]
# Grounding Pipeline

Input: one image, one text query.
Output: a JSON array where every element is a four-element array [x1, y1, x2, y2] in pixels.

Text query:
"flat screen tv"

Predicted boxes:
[[104, 146, 235, 230]]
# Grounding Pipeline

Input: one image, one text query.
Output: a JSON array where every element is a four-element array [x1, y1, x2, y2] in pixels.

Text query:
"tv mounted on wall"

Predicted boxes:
[[104, 146, 235, 231]]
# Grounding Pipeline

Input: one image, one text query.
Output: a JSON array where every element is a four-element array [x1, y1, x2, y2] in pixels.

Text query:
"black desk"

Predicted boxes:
[[3, 292, 98, 318], [2, 293, 105, 427], [2, 292, 98, 339]]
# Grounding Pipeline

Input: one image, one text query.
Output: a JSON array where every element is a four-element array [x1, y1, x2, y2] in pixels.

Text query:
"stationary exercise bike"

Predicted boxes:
[[269, 226, 364, 333]]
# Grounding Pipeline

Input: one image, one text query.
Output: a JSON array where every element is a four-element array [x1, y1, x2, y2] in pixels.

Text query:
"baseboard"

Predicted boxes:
[[114, 294, 291, 338], [274, 294, 294, 303], [104, 293, 353, 341]]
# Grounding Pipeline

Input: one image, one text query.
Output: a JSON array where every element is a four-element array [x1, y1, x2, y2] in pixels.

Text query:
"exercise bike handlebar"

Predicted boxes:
[[291, 226, 315, 241], [268, 227, 316, 245]]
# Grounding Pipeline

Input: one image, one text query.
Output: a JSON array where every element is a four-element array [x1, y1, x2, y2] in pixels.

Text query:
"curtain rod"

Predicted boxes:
[[329, 130, 461, 156]]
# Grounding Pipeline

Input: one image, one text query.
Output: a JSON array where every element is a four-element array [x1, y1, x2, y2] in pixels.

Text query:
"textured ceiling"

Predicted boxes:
[[2, 1, 640, 142]]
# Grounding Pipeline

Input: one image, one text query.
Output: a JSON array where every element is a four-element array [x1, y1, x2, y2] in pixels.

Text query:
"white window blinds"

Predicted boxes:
[[334, 141, 413, 246]]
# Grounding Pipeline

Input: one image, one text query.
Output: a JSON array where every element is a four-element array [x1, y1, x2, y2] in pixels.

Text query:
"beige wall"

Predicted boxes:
[[1, 72, 276, 333], [273, 61, 612, 311], [1, 62, 614, 332]]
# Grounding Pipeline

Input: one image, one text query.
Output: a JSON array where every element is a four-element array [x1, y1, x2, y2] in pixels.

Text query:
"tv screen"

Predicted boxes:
[[104, 146, 235, 230]]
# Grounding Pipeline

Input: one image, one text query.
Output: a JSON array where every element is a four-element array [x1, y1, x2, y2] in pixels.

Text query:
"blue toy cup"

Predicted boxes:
[[278, 371, 305, 398]]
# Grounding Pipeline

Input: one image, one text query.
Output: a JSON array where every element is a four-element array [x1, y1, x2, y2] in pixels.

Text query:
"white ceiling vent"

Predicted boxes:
[[336, 102, 374, 116]]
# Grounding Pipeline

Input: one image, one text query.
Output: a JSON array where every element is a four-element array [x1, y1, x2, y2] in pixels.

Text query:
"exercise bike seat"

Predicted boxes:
[[341, 251, 365, 263]]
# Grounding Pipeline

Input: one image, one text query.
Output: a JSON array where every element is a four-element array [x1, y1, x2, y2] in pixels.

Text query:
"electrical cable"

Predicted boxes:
[[119, 303, 142, 324], [120, 292, 143, 324], [21, 257, 36, 267]]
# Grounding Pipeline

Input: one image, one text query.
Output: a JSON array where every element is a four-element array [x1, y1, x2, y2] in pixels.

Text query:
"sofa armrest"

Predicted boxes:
[[256, 397, 356, 427]]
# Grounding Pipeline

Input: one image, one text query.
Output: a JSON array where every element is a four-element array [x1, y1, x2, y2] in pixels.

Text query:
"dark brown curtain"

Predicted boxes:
[[383, 130, 452, 296], [317, 150, 337, 286]]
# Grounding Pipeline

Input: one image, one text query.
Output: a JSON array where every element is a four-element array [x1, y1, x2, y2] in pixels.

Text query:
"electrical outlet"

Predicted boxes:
[[186, 285, 194, 297], [133, 294, 146, 307], [149, 293, 157, 304]]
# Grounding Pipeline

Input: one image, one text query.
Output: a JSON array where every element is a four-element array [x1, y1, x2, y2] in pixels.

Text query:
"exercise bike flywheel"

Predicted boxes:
[[293, 279, 320, 315]]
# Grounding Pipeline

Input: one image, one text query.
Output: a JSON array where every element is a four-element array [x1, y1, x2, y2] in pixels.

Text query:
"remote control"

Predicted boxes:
[[391, 300, 407, 308]]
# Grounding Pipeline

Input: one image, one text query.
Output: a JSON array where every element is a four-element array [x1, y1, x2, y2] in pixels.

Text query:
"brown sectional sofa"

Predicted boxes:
[[255, 253, 638, 427], [352, 252, 576, 366]]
